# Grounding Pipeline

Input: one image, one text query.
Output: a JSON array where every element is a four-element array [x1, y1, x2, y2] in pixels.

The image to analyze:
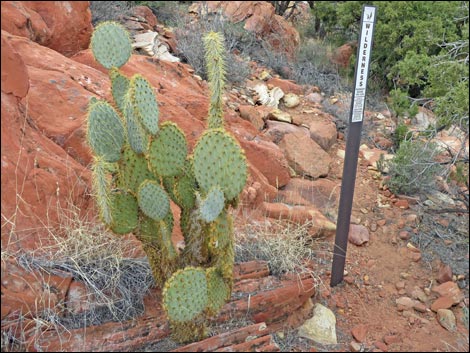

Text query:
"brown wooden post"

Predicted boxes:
[[331, 5, 377, 287]]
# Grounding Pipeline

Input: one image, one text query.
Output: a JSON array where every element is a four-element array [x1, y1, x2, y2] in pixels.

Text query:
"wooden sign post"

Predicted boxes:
[[331, 5, 377, 287]]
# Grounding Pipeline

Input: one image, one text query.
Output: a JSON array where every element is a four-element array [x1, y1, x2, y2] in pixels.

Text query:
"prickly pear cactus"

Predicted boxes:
[[86, 22, 247, 343]]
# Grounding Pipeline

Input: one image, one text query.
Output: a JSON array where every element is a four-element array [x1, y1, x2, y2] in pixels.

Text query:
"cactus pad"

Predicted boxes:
[[109, 191, 139, 234], [208, 210, 233, 250], [198, 186, 225, 223], [124, 96, 149, 154], [138, 180, 170, 221], [205, 267, 230, 316], [174, 175, 196, 210], [128, 75, 159, 135], [193, 129, 247, 201], [204, 32, 226, 129], [91, 156, 113, 225], [163, 267, 208, 322], [149, 122, 187, 177], [117, 144, 154, 191], [90, 21, 132, 69], [110, 68, 130, 113], [87, 100, 125, 162]]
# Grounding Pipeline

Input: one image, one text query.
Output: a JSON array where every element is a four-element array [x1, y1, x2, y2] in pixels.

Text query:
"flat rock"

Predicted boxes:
[[279, 132, 331, 179]]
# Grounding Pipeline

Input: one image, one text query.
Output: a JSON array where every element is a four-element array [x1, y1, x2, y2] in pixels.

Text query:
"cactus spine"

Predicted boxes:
[[87, 23, 247, 343]]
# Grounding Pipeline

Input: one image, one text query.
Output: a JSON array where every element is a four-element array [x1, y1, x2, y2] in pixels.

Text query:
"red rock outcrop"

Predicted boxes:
[[23, 261, 314, 352], [191, 1, 300, 57], [1, 1, 92, 57]]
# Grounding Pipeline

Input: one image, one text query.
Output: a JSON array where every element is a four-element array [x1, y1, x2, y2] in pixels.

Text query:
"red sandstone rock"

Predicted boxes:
[[437, 264, 453, 284], [282, 177, 340, 209], [1, 1, 92, 57], [232, 260, 270, 281], [351, 324, 368, 343], [1, 259, 73, 320], [279, 132, 331, 179], [260, 202, 336, 237], [432, 281, 464, 304], [331, 42, 355, 68], [1, 31, 29, 97], [348, 224, 370, 246], [25, 263, 314, 352], [201, 1, 300, 58], [172, 322, 276, 352], [267, 77, 304, 95], [265, 120, 310, 144], [308, 119, 337, 151], [240, 138, 291, 188]]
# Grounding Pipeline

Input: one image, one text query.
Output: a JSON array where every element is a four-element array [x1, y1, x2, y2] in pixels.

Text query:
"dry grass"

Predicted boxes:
[[235, 218, 330, 286], [1, 199, 155, 351]]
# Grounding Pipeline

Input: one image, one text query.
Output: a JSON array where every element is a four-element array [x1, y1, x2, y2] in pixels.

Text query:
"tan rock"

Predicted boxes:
[[282, 93, 301, 108], [267, 108, 292, 123], [437, 309, 457, 331], [298, 304, 337, 345]]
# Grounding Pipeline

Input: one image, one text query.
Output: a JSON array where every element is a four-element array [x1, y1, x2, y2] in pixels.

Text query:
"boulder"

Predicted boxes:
[[264, 120, 310, 145], [1, 1, 92, 57], [240, 138, 291, 188], [200, 1, 300, 57], [309, 119, 337, 151], [279, 132, 331, 179]]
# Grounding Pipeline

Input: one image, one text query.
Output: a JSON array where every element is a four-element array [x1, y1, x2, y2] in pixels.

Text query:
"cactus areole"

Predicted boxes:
[[87, 22, 247, 343]]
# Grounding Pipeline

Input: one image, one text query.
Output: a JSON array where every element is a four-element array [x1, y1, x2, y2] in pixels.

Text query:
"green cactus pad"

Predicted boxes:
[[174, 175, 196, 210], [87, 100, 125, 162], [91, 156, 114, 225], [90, 21, 132, 69], [193, 129, 247, 201], [109, 191, 139, 234], [208, 210, 232, 250], [204, 32, 226, 129], [128, 75, 159, 135], [198, 186, 225, 223], [205, 267, 230, 316], [149, 122, 187, 177], [110, 68, 130, 113], [117, 144, 154, 192], [137, 180, 170, 221], [162, 267, 208, 322], [124, 96, 149, 154]]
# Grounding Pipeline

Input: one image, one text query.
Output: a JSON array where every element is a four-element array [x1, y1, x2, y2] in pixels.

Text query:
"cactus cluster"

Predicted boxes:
[[86, 22, 247, 343]]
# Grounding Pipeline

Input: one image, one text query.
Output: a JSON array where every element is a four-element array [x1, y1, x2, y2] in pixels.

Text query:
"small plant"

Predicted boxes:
[[385, 139, 444, 195], [174, 12, 254, 84], [393, 122, 411, 149], [87, 22, 247, 342]]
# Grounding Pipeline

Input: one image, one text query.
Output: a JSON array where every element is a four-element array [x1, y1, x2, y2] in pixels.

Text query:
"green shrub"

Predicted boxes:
[[311, 1, 469, 130], [385, 139, 444, 195]]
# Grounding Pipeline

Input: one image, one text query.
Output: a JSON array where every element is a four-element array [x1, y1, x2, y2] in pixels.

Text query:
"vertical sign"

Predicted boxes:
[[331, 5, 376, 287]]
